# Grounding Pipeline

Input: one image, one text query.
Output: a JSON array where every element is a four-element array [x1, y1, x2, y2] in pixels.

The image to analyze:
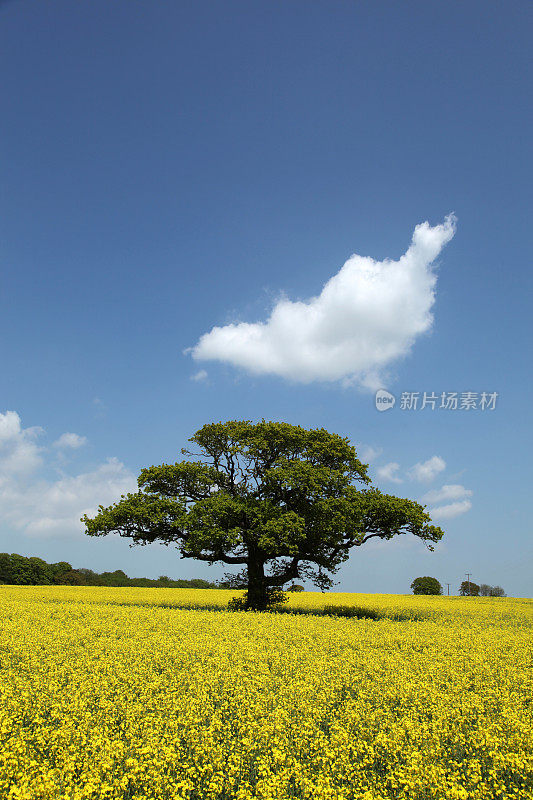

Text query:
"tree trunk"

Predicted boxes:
[[246, 557, 268, 610]]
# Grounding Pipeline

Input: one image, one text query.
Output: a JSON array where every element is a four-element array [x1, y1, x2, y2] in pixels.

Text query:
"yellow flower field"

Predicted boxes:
[[0, 587, 531, 800]]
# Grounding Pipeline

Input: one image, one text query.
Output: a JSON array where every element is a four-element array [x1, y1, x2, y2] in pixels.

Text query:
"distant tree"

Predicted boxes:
[[9, 554, 36, 584], [187, 578, 215, 588], [99, 569, 129, 587], [57, 569, 86, 586], [27, 557, 52, 584], [459, 580, 480, 596], [83, 420, 444, 611], [411, 576, 442, 595], [0, 553, 54, 585], [0, 553, 214, 588], [78, 568, 105, 586], [480, 583, 506, 597], [129, 578, 152, 587], [287, 584, 305, 592], [0, 553, 11, 583], [51, 562, 74, 584]]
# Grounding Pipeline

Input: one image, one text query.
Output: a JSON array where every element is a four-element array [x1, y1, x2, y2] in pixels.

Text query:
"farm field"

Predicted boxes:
[[0, 588, 532, 800]]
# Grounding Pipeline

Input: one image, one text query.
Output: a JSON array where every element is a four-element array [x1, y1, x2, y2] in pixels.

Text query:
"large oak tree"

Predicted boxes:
[[83, 420, 444, 610]]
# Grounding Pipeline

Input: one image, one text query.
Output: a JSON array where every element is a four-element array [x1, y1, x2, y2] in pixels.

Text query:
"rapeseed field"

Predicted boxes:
[[0, 587, 531, 800]]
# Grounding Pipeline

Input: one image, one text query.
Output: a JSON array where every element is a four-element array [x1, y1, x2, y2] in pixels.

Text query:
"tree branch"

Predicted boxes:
[[265, 557, 300, 587], [180, 550, 248, 565]]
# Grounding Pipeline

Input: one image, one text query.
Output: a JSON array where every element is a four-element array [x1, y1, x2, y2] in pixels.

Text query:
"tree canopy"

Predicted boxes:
[[411, 576, 443, 595], [479, 583, 506, 597], [460, 580, 480, 596], [83, 420, 444, 610]]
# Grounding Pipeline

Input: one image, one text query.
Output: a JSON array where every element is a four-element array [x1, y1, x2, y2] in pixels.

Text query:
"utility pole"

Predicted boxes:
[[465, 572, 472, 596], [445, 582, 450, 596]]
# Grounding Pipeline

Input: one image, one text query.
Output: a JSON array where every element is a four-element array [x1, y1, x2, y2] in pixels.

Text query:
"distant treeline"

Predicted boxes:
[[0, 553, 218, 588]]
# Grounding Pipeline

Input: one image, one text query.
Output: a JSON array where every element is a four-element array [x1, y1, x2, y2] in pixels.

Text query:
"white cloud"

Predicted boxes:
[[408, 455, 446, 483], [376, 462, 403, 483], [0, 411, 43, 478], [190, 369, 208, 382], [54, 432, 88, 450], [357, 444, 382, 463], [0, 411, 136, 539], [429, 499, 472, 520], [1, 458, 136, 538], [422, 484, 472, 504], [190, 215, 456, 388], [423, 484, 473, 520]]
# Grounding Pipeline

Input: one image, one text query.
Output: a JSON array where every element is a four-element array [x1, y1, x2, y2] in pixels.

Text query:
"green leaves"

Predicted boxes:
[[138, 462, 223, 499], [82, 492, 187, 545], [411, 576, 443, 595], [351, 489, 444, 549]]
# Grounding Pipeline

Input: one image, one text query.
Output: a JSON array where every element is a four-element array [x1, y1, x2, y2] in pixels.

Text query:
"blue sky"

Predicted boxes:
[[1, 0, 531, 595]]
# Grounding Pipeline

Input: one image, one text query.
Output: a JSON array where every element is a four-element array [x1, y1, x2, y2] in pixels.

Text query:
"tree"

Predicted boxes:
[[0, 554, 56, 585], [411, 576, 442, 595], [480, 583, 506, 597], [83, 420, 444, 611], [57, 569, 86, 586], [460, 580, 480, 596], [50, 561, 74, 584], [187, 578, 215, 589], [0, 553, 11, 584], [28, 557, 53, 584], [287, 584, 305, 592], [6, 554, 39, 585], [0, 553, 214, 588], [99, 569, 129, 587]]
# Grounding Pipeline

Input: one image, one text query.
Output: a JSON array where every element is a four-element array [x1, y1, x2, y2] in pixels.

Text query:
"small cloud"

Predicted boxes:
[[0, 410, 43, 476], [424, 484, 473, 520], [376, 462, 403, 483], [408, 455, 446, 483], [189, 215, 456, 389], [357, 444, 382, 463], [54, 433, 88, 450], [429, 499, 472, 519], [422, 484, 472, 504], [190, 369, 208, 382]]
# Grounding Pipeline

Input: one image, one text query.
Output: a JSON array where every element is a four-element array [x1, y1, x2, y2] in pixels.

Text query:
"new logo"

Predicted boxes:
[[375, 389, 396, 411]]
